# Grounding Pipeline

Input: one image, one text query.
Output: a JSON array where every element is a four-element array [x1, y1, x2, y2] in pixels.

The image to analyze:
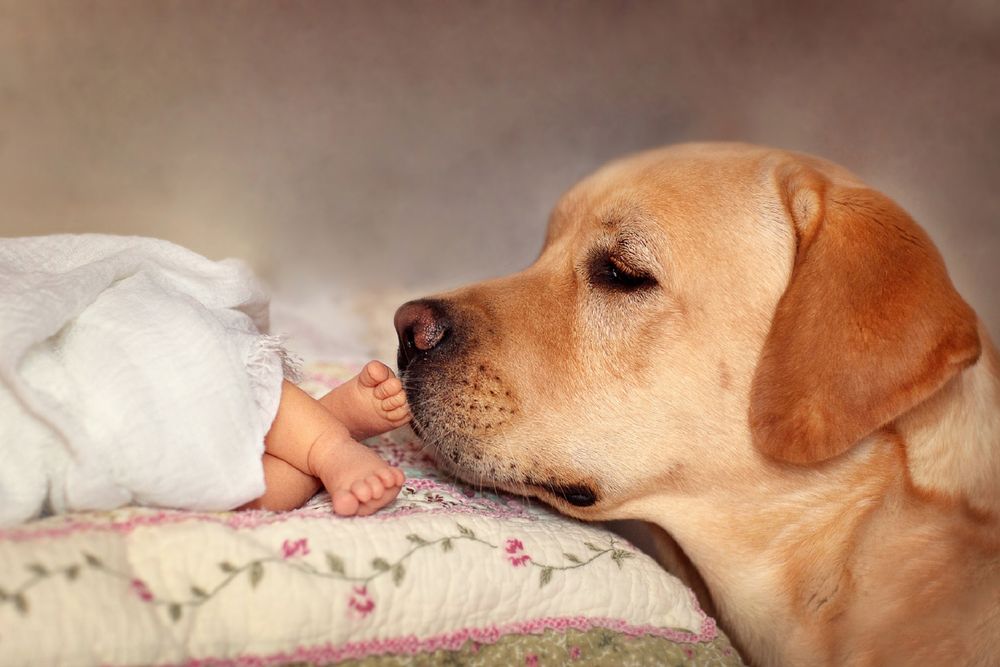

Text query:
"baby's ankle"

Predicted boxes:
[[318, 381, 368, 433], [304, 426, 341, 479]]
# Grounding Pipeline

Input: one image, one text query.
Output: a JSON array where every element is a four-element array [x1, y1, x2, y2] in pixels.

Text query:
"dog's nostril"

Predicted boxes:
[[395, 300, 450, 348], [412, 319, 446, 351], [394, 299, 452, 371]]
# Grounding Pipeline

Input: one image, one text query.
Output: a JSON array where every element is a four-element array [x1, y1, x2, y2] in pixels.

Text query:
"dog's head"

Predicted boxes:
[[395, 142, 980, 521]]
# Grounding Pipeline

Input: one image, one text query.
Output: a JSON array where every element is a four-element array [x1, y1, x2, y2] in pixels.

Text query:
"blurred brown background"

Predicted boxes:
[[2, 1, 998, 342]]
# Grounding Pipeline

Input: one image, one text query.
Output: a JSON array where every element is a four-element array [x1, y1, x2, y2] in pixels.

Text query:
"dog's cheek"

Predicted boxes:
[[449, 360, 522, 435], [404, 354, 526, 450]]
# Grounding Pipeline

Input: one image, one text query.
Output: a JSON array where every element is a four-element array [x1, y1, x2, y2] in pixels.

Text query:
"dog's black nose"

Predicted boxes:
[[394, 299, 451, 371]]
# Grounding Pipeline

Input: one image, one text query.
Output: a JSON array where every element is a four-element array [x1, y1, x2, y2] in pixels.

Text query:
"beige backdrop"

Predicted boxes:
[[2, 1, 998, 347]]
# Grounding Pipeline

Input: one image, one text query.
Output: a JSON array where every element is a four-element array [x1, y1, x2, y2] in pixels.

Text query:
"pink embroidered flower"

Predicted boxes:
[[504, 537, 532, 566], [683, 647, 694, 659], [569, 646, 582, 660], [130, 578, 154, 602], [348, 585, 375, 618], [509, 554, 532, 567], [281, 538, 310, 559], [525, 655, 539, 666]]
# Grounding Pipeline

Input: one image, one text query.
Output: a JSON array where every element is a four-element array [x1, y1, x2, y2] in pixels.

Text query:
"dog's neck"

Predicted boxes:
[[895, 321, 1000, 517], [635, 326, 1000, 666]]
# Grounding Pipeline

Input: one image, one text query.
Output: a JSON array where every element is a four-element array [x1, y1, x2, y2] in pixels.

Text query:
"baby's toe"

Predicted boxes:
[[350, 479, 373, 503], [355, 501, 379, 517], [380, 391, 407, 410], [357, 484, 402, 516], [366, 475, 386, 500], [374, 377, 403, 400], [360, 361, 392, 388], [385, 405, 411, 423], [332, 490, 360, 516], [376, 466, 403, 488]]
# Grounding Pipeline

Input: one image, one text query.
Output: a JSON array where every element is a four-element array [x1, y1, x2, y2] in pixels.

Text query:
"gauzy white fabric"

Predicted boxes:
[[0, 235, 289, 526]]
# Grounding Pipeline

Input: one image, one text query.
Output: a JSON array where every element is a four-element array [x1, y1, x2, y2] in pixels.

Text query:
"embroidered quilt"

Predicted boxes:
[[0, 362, 743, 666]]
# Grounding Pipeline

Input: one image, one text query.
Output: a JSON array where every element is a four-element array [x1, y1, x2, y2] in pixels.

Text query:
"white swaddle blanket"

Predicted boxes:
[[0, 235, 291, 527]]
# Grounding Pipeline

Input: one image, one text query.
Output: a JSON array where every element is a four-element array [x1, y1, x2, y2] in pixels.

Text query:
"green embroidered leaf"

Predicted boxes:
[[406, 534, 428, 546], [249, 562, 264, 588], [168, 603, 182, 622], [26, 563, 48, 577], [456, 523, 475, 538], [65, 565, 80, 581], [326, 552, 345, 575], [441, 538, 453, 552], [83, 552, 103, 567], [371, 558, 391, 572], [219, 561, 237, 573], [539, 567, 554, 587], [190, 586, 208, 598], [13, 593, 28, 615], [584, 542, 603, 552], [563, 552, 581, 564], [392, 564, 405, 586], [610, 549, 634, 569]]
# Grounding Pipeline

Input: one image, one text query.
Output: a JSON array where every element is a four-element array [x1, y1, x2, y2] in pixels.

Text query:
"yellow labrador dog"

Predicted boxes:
[[394, 143, 1000, 667]]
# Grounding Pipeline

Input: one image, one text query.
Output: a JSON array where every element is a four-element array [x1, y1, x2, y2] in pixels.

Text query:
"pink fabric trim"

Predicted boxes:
[[162, 607, 717, 667], [0, 480, 532, 542]]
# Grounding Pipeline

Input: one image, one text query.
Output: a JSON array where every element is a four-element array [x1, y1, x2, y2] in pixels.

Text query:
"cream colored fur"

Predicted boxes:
[[400, 143, 1000, 666]]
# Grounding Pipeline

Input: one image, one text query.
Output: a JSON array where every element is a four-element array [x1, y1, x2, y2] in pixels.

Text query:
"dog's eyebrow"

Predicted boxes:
[[611, 232, 662, 273], [601, 213, 658, 259]]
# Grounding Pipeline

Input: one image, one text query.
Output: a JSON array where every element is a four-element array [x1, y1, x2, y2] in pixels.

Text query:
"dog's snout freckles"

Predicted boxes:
[[393, 293, 536, 485], [393, 269, 610, 512], [406, 355, 521, 439]]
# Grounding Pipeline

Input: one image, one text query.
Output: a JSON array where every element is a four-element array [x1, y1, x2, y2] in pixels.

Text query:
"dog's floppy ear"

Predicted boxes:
[[749, 161, 981, 464]]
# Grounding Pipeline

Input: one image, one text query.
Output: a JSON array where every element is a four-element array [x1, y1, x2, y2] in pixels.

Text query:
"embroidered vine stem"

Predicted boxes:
[[293, 528, 496, 587], [0, 564, 77, 614], [514, 538, 636, 588], [1, 523, 631, 621]]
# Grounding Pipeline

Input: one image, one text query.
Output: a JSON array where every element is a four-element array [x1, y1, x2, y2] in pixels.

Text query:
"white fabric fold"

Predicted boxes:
[[0, 235, 289, 526]]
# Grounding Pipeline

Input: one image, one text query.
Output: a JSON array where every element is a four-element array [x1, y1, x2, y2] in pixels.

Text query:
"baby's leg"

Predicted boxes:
[[240, 454, 321, 512], [258, 381, 404, 516], [318, 361, 410, 440], [306, 421, 406, 517]]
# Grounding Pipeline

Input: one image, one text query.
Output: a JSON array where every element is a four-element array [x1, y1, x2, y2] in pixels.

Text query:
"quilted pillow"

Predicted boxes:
[[0, 361, 742, 666]]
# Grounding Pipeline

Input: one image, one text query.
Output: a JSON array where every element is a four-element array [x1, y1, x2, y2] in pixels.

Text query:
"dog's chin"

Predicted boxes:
[[402, 363, 601, 511], [411, 413, 601, 511], [408, 410, 521, 488]]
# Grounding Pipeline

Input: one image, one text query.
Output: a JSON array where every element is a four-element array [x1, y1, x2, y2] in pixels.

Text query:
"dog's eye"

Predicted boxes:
[[591, 256, 656, 292]]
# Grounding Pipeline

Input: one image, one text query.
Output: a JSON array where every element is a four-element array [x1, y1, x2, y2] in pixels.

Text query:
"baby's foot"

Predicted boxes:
[[307, 428, 406, 517], [318, 360, 410, 440]]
